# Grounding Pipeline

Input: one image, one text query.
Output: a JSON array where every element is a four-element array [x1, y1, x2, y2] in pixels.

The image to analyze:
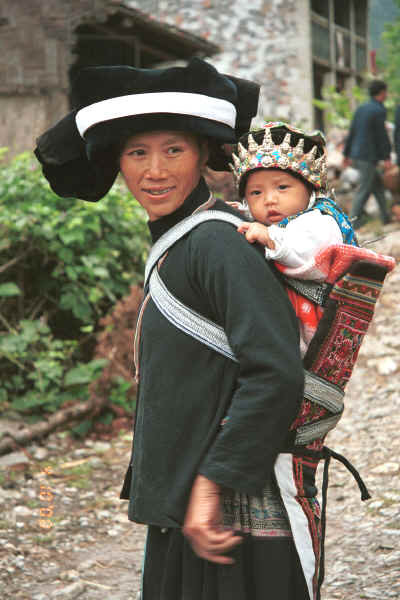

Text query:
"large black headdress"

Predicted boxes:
[[34, 58, 260, 201]]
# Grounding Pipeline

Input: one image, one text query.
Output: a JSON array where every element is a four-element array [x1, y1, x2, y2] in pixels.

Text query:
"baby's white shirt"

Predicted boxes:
[[264, 210, 343, 280]]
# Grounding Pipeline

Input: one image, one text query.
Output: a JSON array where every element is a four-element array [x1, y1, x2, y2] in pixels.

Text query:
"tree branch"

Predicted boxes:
[[0, 395, 108, 456]]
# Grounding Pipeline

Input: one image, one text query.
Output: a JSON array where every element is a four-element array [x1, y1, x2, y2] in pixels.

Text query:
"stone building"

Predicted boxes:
[[0, 0, 369, 156], [127, 0, 370, 130]]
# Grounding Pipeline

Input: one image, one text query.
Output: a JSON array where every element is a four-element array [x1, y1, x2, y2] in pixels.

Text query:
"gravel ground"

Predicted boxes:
[[0, 228, 399, 600]]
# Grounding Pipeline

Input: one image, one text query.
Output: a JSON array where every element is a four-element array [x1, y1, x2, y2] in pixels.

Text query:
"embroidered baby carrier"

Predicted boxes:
[[137, 209, 395, 600]]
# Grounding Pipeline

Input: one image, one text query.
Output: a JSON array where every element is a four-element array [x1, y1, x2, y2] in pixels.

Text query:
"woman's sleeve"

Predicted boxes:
[[188, 221, 304, 495], [265, 211, 343, 280]]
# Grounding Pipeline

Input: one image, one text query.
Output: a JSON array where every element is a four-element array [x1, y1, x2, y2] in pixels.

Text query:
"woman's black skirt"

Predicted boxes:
[[141, 526, 309, 600]]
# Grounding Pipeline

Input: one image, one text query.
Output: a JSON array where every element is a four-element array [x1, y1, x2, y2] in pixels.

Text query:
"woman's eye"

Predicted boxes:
[[167, 146, 183, 155], [126, 149, 145, 157]]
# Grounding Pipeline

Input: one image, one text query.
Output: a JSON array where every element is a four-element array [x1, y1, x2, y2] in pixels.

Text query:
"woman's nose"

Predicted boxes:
[[146, 153, 166, 178]]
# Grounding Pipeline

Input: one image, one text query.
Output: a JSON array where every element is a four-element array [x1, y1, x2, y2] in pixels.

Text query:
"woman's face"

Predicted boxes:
[[119, 130, 208, 221], [245, 169, 311, 225]]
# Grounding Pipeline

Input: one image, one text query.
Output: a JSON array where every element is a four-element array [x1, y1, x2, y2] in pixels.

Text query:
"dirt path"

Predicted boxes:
[[1, 230, 399, 600]]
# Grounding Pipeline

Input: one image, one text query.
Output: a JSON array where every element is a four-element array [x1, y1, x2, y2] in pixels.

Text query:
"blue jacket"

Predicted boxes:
[[344, 99, 391, 162]]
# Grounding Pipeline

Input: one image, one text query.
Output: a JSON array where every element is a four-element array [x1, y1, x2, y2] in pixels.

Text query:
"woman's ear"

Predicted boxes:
[[199, 139, 210, 170]]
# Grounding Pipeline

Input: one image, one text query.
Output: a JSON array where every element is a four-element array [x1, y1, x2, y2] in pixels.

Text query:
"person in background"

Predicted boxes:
[[391, 104, 400, 222], [343, 79, 392, 228]]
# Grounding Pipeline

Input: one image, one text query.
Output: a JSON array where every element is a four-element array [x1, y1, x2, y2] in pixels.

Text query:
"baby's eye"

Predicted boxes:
[[278, 184, 289, 190], [249, 190, 261, 196]]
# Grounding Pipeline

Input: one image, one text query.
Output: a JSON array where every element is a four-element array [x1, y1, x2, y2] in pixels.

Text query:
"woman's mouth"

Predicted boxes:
[[143, 187, 175, 196]]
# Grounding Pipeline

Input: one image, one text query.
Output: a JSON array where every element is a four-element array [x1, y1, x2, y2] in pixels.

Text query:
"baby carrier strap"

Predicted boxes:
[[144, 209, 243, 286]]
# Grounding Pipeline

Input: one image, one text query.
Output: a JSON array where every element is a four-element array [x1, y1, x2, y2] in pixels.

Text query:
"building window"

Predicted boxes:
[[334, 0, 350, 29], [311, 0, 368, 128], [311, 0, 329, 19], [354, 0, 367, 37], [312, 21, 330, 63]]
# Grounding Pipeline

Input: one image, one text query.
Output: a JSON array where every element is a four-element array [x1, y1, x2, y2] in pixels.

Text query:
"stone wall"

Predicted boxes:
[[0, 0, 315, 156], [0, 0, 112, 154], [125, 0, 314, 128]]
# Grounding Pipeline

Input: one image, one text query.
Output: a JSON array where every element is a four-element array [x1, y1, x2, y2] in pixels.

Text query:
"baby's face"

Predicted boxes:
[[245, 169, 311, 225]]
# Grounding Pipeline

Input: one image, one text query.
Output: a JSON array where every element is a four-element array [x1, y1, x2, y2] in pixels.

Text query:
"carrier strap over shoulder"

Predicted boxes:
[[145, 210, 243, 286]]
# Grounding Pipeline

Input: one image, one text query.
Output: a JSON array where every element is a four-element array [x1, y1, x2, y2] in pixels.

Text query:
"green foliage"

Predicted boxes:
[[0, 318, 107, 413], [0, 152, 149, 329], [313, 85, 367, 129], [379, 0, 400, 106], [108, 376, 136, 413], [0, 151, 149, 420]]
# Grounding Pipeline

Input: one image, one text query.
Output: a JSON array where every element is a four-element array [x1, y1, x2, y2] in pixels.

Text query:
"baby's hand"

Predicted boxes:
[[237, 222, 276, 249]]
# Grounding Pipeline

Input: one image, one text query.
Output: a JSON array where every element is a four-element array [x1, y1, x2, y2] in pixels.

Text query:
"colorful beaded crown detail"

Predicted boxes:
[[230, 121, 328, 192]]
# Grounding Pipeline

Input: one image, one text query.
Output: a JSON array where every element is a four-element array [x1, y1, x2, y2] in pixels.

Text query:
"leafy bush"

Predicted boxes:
[[0, 318, 107, 416], [0, 151, 150, 421], [313, 85, 368, 129]]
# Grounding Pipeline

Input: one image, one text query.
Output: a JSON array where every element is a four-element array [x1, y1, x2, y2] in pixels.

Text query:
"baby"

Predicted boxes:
[[230, 121, 357, 355]]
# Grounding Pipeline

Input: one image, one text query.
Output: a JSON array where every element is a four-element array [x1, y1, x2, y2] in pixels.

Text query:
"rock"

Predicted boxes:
[[77, 558, 96, 571], [13, 555, 25, 569], [51, 581, 86, 599], [95, 509, 111, 519], [371, 462, 399, 475], [376, 356, 399, 375], [0, 451, 30, 467], [72, 448, 90, 457], [13, 505, 31, 517], [93, 441, 111, 453], [60, 570, 79, 582], [33, 447, 49, 461]]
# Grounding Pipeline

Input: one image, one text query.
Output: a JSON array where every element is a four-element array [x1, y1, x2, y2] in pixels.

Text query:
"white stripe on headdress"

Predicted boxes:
[[75, 92, 237, 137]]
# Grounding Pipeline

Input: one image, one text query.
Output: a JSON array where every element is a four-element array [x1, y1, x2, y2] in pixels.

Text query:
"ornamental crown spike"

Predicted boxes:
[[305, 145, 318, 164], [247, 134, 258, 154], [281, 132, 292, 153], [293, 138, 304, 158], [238, 142, 247, 160], [232, 153, 241, 170], [261, 127, 274, 149]]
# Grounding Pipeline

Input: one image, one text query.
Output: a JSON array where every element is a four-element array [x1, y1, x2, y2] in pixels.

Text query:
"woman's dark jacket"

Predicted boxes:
[[120, 178, 304, 528]]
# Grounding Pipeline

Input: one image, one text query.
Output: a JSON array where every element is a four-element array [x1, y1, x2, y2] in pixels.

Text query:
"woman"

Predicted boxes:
[[35, 58, 308, 599]]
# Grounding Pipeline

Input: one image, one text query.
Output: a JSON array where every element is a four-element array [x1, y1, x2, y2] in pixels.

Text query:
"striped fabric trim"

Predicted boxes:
[[76, 92, 237, 137], [275, 454, 315, 599], [331, 274, 383, 306], [303, 372, 344, 413], [145, 209, 243, 285], [295, 413, 343, 446], [149, 267, 238, 362]]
